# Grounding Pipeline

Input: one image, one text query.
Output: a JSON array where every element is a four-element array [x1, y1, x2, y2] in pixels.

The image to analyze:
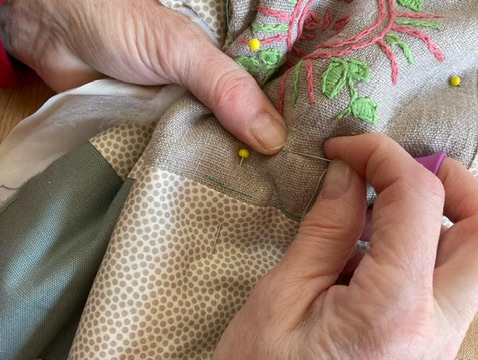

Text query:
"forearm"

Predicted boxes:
[[0, 0, 21, 87], [0, 0, 67, 71], [0, 0, 12, 53], [0, 0, 41, 68]]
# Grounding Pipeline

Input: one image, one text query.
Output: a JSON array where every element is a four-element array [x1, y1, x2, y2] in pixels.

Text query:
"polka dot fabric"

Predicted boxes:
[[159, 0, 227, 45], [68, 168, 298, 359], [90, 123, 156, 180], [470, 148, 478, 179]]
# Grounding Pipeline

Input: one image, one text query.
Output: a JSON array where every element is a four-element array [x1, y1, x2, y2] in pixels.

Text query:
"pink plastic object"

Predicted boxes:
[[415, 152, 447, 175]]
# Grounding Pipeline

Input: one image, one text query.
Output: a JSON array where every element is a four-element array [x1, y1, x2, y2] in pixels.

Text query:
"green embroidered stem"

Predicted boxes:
[[292, 61, 303, 105], [261, 68, 277, 88], [287, 0, 298, 4], [251, 23, 289, 32], [394, 19, 441, 30], [385, 33, 414, 64], [337, 107, 352, 121], [337, 77, 357, 121], [347, 76, 358, 102]]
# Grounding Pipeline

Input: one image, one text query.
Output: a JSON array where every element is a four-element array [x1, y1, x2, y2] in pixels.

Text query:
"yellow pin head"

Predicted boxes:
[[238, 148, 250, 166], [450, 75, 461, 87], [238, 148, 250, 159], [248, 38, 261, 51]]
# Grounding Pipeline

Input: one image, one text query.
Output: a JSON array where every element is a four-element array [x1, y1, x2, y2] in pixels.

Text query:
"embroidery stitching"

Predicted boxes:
[[236, 0, 315, 82], [235, 0, 444, 124], [322, 58, 378, 124], [397, 0, 422, 12], [287, 0, 443, 121]]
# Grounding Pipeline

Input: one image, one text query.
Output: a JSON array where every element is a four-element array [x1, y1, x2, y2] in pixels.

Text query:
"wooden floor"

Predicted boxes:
[[0, 79, 55, 143]]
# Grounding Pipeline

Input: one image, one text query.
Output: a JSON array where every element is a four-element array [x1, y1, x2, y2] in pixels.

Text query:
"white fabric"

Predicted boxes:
[[0, 80, 186, 203]]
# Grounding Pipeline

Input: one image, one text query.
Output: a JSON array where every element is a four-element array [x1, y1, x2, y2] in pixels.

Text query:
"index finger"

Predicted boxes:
[[437, 157, 478, 223], [324, 133, 445, 282]]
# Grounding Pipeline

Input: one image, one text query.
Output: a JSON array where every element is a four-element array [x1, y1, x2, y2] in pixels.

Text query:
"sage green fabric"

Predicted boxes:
[[0, 143, 132, 360]]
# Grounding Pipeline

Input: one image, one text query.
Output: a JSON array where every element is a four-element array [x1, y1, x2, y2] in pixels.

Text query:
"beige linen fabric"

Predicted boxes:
[[457, 314, 478, 360], [143, 0, 478, 218]]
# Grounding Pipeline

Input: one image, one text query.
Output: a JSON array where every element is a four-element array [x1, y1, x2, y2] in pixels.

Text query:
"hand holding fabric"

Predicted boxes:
[[213, 133, 478, 359], [0, 0, 286, 154]]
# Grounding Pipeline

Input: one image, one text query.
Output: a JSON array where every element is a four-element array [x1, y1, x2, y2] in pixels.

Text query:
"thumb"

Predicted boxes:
[[281, 160, 367, 291], [179, 45, 288, 155]]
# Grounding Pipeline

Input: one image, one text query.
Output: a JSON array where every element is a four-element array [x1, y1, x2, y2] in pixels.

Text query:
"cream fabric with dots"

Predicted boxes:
[[469, 149, 478, 179], [159, 0, 227, 45], [90, 123, 156, 180], [68, 167, 298, 359]]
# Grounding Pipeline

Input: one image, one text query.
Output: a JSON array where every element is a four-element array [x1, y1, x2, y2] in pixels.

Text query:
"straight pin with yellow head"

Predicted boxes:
[[238, 148, 250, 166]]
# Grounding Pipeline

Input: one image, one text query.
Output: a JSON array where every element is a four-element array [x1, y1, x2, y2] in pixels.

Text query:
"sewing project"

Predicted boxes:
[[1, 0, 478, 359]]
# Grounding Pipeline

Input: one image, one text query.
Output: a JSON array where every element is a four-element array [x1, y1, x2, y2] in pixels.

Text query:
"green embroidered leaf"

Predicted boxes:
[[292, 61, 303, 106], [385, 33, 414, 64], [394, 19, 441, 30], [235, 56, 263, 75], [396, 0, 423, 12], [252, 23, 289, 32], [259, 49, 282, 67], [345, 59, 370, 82], [350, 97, 379, 124], [261, 69, 277, 88], [322, 59, 348, 99]]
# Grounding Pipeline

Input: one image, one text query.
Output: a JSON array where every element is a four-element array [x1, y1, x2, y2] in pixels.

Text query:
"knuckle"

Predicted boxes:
[[212, 70, 256, 111], [301, 210, 351, 238], [411, 168, 445, 207]]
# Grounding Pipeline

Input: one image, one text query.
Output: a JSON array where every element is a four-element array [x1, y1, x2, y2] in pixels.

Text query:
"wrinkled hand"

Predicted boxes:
[[0, 0, 286, 154], [213, 133, 478, 360]]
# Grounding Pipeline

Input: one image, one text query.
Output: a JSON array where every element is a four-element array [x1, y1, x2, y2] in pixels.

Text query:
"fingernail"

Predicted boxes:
[[320, 160, 353, 200], [250, 113, 287, 152]]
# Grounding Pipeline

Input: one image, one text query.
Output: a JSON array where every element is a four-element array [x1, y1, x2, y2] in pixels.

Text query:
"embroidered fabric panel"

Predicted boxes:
[[68, 168, 299, 359], [138, 0, 478, 221]]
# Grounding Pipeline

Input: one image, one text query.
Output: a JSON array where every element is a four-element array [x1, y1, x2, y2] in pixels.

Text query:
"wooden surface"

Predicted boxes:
[[0, 79, 55, 143]]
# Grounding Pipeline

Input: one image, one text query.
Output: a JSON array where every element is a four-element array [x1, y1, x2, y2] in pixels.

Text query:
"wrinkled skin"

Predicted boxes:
[[0, 0, 287, 154], [214, 133, 478, 360]]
